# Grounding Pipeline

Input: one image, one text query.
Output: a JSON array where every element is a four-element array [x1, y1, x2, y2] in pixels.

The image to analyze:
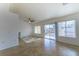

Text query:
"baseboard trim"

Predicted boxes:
[[56, 40, 79, 47], [0, 44, 19, 51]]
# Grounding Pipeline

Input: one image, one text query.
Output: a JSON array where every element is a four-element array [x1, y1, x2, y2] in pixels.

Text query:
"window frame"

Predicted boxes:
[[34, 26, 41, 34]]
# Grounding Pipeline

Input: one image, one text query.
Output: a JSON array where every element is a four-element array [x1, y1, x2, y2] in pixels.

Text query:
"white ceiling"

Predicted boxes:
[[10, 3, 79, 22]]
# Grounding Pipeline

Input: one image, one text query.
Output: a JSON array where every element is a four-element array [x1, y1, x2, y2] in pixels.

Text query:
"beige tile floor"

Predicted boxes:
[[0, 38, 79, 56]]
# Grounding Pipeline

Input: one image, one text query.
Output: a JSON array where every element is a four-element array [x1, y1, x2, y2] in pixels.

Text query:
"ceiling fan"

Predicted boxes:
[[24, 16, 35, 24]]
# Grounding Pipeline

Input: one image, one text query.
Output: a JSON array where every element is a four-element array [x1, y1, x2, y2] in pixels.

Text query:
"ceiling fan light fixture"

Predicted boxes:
[[28, 20, 31, 24], [28, 18, 35, 24]]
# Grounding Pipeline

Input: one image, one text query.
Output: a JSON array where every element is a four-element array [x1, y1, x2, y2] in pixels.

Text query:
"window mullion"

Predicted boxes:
[[65, 21, 67, 37]]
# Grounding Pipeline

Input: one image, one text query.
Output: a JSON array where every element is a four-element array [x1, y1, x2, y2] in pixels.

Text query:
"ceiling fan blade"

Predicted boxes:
[[28, 18, 35, 22]]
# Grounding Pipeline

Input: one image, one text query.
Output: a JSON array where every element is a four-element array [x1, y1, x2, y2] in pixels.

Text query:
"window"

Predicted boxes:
[[66, 20, 76, 37], [34, 26, 41, 34], [58, 22, 66, 36], [58, 20, 76, 38]]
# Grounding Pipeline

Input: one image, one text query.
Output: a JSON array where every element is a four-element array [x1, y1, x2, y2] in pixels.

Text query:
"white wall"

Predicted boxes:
[[0, 12, 20, 50], [32, 12, 79, 46], [0, 4, 20, 50], [0, 4, 32, 50], [19, 19, 32, 38]]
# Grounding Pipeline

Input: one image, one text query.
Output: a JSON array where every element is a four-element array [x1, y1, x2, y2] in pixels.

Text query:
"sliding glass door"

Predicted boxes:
[[44, 20, 76, 41], [44, 24, 56, 40]]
